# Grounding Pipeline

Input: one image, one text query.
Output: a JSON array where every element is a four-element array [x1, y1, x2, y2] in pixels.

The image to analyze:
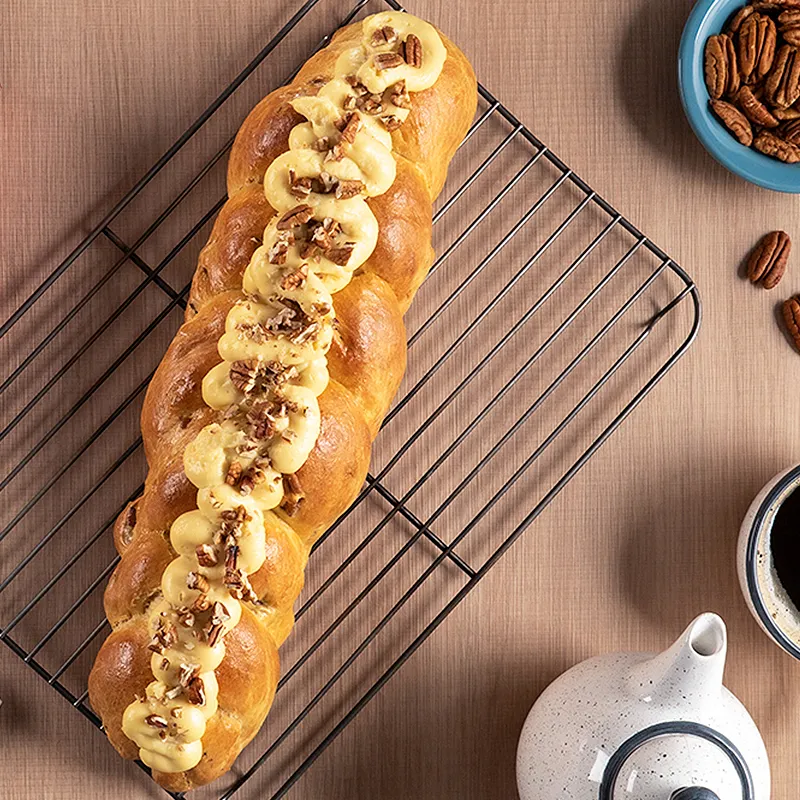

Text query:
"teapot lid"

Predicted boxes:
[[599, 721, 755, 800]]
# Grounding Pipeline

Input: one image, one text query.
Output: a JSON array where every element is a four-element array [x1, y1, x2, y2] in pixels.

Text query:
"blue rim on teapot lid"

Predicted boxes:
[[516, 614, 770, 799]]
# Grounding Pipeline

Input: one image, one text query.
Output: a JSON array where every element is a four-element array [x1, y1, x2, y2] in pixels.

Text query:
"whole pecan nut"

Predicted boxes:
[[739, 13, 777, 83], [710, 99, 753, 145], [780, 117, 800, 141], [754, 128, 800, 160], [772, 104, 800, 119], [747, 230, 792, 288], [783, 295, 800, 352], [729, 4, 755, 33], [766, 43, 800, 107], [736, 85, 780, 126]]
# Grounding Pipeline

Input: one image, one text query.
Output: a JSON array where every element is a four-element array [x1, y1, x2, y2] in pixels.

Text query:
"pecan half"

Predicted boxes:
[[781, 21, 800, 47], [766, 44, 800, 107], [739, 13, 777, 84], [402, 34, 422, 68], [754, 128, 800, 160], [772, 104, 800, 119], [374, 52, 405, 71], [728, 4, 755, 33], [747, 230, 791, 288], [277, 204, 314, 230], [706, 34, 737, 98], [783, 295, 800, 351], [780, 117, 800, 141], [710, 99, 753, 145], [736, 85, 780, 126]]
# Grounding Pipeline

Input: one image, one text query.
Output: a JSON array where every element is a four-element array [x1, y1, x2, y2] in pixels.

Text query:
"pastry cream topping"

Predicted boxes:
[[121, 11, 446, 773]]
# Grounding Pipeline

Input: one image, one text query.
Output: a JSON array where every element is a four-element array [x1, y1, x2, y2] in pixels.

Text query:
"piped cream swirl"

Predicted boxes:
[[122, 11, 446, 773]]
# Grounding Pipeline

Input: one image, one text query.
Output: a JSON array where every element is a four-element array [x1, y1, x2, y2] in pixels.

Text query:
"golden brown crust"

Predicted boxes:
[[88, 14, 476, 790]]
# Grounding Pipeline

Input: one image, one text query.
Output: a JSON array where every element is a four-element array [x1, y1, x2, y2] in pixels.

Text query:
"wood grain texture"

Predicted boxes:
[[3, 0, 800, 797]]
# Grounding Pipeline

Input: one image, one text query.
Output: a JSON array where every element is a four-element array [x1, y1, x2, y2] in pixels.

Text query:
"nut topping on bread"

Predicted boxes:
[[88, 9, 477, 787]]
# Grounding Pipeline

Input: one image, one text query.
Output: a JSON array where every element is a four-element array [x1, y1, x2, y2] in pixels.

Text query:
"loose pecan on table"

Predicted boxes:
[[746, 230, 791, 288]]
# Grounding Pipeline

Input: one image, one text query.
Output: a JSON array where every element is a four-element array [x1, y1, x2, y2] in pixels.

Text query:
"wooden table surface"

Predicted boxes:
[[3, 0, 800, 797]]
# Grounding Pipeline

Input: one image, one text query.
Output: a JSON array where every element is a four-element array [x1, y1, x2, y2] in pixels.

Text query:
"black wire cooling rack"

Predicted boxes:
[[0, 0, 702, 797]]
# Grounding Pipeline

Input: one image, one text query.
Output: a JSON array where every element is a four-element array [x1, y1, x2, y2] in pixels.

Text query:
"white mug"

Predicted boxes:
[[737, 463, 800, 660]]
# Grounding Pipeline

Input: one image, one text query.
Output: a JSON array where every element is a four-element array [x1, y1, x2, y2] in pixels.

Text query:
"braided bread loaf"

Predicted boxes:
[[88, 11, 476, 791]]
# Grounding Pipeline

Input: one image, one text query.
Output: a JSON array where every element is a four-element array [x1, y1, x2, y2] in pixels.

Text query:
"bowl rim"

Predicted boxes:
[[678, 0, 800, 194], [743, 463, 800, 660]]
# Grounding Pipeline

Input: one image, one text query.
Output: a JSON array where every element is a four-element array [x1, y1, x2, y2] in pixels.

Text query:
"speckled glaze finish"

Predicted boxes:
[[516, 615, 770, 799], [737, 464, 800, 661]]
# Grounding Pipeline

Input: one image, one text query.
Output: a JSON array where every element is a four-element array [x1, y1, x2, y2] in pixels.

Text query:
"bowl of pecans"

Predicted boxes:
[[679, 0, 800, 192]]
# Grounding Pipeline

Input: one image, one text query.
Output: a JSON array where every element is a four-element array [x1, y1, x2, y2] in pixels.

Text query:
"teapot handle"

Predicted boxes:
[[671, 789, 721, 800]]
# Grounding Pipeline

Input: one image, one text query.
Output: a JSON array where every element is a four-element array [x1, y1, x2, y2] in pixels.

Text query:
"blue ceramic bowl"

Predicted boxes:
[[679, 0, 800, 193]]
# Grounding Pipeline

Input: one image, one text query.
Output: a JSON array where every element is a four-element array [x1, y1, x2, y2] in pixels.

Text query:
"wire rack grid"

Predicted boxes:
[[0, 0, 701, 797]]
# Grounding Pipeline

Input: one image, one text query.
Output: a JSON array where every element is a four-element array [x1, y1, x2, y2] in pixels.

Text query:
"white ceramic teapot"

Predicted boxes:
[[517, 614, 770, 799]]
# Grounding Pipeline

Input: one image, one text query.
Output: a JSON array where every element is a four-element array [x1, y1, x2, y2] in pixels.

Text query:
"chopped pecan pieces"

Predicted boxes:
[[339, 112, 361, 143], [280, 263, 309, 291], [149, 620, 177, 654], [326, 242, 357, 266], [230, 359, 260, 394], [239, 458, 270, 495], [281, 473, 305, 517], [190, 593, 212, 614], [178, 662, 200, 688], [357, 93, 383, 114], [747, 230, 791, 288], [268, 231, 293, 265], [390, 79, 411, 109], [195, 543, 218, 567], [335, 179, 365, 199], [145, 714, 169, 729], [176, 608, 195, 628], [187, 571, 210, 593], [225, 460, 243, 486], [403, 34, 423, 68], [371, 25, 398, 46], [186, 676, 206, 706], [288, 169, 313, 199], [311, 217, 342, 249], [381, 114, 403, 131], [277, 204, 314, 230]]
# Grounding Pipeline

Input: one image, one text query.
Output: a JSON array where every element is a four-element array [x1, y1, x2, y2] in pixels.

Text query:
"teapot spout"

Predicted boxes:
[[627, 614, 727, 707]]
